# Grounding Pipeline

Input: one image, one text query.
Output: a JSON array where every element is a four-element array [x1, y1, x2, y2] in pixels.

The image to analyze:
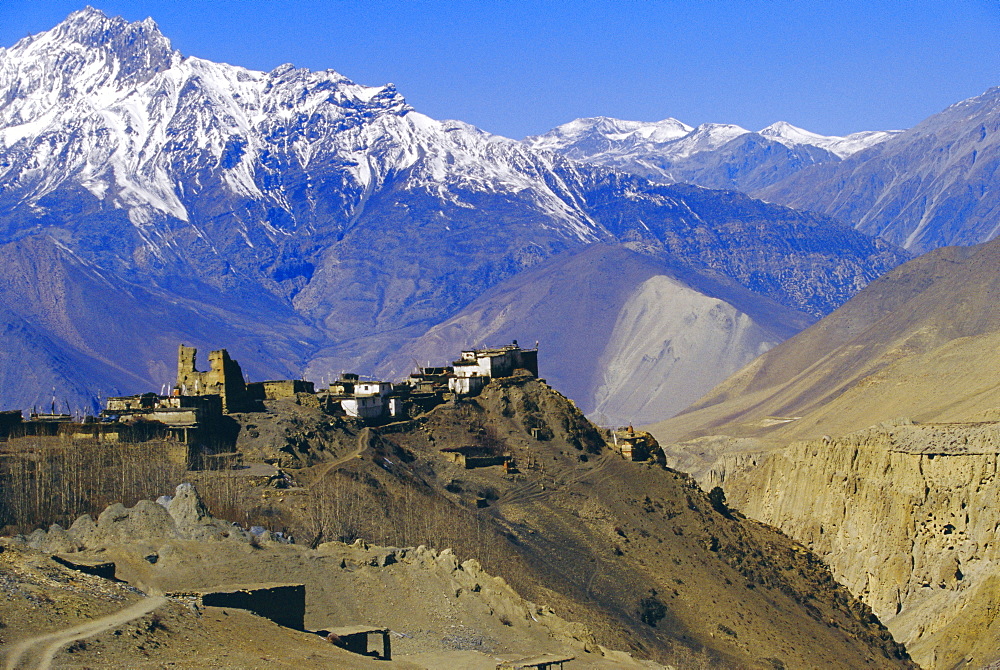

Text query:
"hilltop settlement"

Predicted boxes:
[[0, 342, 659, 469], [0, 339, 921, 670]]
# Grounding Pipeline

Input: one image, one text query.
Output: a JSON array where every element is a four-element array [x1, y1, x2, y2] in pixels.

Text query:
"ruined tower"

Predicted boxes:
[[175, 345, 248, 413]]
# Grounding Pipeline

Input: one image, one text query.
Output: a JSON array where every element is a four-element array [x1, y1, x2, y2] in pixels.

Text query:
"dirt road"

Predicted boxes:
[[4, 595, 167, 670]]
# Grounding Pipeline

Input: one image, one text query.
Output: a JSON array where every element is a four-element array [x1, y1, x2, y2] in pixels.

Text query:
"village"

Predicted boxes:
[[0, 341, 660, 668], [0, 342, 662, 469]]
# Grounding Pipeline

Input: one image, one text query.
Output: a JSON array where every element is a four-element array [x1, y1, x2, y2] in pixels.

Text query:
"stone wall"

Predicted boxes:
[[199, 583, 306, 630]]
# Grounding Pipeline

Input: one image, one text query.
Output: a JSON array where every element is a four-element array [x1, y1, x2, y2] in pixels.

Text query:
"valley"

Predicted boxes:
[[0, 8, 905, 423]]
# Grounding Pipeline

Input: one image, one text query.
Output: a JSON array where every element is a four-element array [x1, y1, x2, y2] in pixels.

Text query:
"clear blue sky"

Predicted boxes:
[[2, 1, 999, 139]]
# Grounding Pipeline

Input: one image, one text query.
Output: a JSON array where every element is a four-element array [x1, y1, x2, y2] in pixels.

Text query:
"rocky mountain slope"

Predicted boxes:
[[644, 235, 1000, 669], [0, 8, 906, 422], [2, 375, 916, 669], [648, 234, 1000, 447], [760, 87, 1000, 253], [539, 88, 1000, 258], [0, 234, 316, 413], [526, 116, 899, 191], [382, 244, 813, 426]]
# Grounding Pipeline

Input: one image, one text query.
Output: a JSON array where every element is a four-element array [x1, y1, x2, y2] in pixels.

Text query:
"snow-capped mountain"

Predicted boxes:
[[526, 116, 694, 158], [758, 121, 899, 158], [761, 87, 1000, 253], [0, 8, 605, 250], [526, 116, 900, 191], [0, 8, 907, 421]]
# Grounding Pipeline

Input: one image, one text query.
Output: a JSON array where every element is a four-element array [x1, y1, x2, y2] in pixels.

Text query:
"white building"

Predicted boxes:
[[356, 381, 393, 398], [448, 372, 487, 396], [340, 394, 387, 421], [454, 343, 538, 381]]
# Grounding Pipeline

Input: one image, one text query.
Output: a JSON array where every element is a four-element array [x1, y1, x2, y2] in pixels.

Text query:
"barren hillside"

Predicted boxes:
[[645, 235, 1000, 670], [648, 235, 1000, 448], [3, 376, 914, 669]]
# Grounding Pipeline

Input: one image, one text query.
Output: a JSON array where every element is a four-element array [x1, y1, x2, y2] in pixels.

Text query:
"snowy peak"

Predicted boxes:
[[13, 6, 176, 84], [529, 112, 902, 190], [525, 117, 753, 166], [759, 120, 827, 144], [538, 116, 693, 143], [533, 114, 898, 163], [667, 122, 751, 158], [525, 116, 693, 157], [0, 8, 610, 245], [56, 6, 164, 47], [625, 117, 693, 143], [0, 6, 178, 136], [760, 121, 900, 158]]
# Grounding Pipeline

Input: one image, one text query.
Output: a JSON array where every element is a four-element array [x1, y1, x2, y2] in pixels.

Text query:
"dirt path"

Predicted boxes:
[[4, 595, 167, 670], [308, 427, 373, 487], [495, 452, 616, 507]]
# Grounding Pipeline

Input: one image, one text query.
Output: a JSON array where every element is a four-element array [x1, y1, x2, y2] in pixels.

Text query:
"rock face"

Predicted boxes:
[[760, 87, 1000, 253], [0, 8, 906, 421], [710, 423, 1000, 670]]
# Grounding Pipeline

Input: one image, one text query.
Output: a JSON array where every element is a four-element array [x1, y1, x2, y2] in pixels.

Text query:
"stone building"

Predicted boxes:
[[246, 380, 315, 401], [453, 342, 538, 382], [340, 394, 388, 421], [175, 345, 249, 413], [448, 369, 488, 396], [103, 392, 224, 446], [612, 427, 664, 463]]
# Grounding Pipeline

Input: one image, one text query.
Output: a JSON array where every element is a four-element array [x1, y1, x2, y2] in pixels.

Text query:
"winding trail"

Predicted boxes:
[[308, 427, 372, 487], [4, 595, 167, 670]]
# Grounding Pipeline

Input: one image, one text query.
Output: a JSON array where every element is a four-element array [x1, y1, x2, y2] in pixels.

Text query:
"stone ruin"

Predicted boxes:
[[176, 345, 250, 413]]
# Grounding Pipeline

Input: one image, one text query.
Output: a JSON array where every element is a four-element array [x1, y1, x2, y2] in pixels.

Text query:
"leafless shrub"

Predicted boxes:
[[0, 439, 184, 534]]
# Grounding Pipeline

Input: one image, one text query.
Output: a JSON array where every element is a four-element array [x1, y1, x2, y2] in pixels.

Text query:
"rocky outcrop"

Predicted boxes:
[[711, 421, 1000, 670], [20, 483, 254, 552]]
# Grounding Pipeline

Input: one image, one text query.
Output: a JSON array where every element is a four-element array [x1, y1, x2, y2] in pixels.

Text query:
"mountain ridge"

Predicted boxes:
[[0, 7, 906, 422], [759, 86, 1000, 252], [526, 115, 900, 191], [647, 235, 1000, 447]]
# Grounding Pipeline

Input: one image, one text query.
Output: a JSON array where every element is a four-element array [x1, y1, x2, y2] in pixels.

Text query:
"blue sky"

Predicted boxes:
[[2, 1, 999, 139]]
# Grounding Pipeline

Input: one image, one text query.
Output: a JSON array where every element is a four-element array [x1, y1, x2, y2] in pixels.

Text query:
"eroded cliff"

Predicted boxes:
[[710, 421, 1000, 669]]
